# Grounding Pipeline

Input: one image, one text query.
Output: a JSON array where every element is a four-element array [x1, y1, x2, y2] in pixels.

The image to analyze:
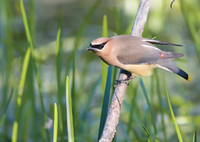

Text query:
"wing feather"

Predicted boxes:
[[110, 35, 183, 65], [142, 38, 183, 46], [116, 40, 183, 65]]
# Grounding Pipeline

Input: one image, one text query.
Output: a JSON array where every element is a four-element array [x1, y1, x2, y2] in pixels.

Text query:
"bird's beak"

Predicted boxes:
[[86, 46, 92, 51]]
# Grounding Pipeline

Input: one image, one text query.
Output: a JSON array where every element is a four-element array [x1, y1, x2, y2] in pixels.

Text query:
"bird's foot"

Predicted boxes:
[[114, 76, 135, 88], [116, 79, 129, 85]]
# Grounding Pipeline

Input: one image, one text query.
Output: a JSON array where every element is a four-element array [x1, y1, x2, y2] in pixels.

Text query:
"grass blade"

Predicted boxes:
[[155, 71, 167, 142], [138, 77, 159, 142], [21, 0, 38, 141], [113, 7, 123, 35], [12, 1, 36, 141], [102, 15, 108, 38], [33, 57, 50, 141], [12, 48, 31, 142], [101, 15, 108, 93], [28, 0, 35, 39], [20, 0, 34, 53], [17, 48, 31, 106], [98, 14, 113, 140], [127, 83, 138, 136], [179, 0, 200, 61], [98, 66, 113, 140], [56, 28, 65, 140], [193, 130, 197, 142], [111, 67, 118, 98], [56, 29, 61, 83], [164, 77, 183, 142], [53, 103, 58, 142], [0, 88, 13, 128], [71, 54, 76, 131], [142, 124, 153, 142], [66, 76, 75, 142]]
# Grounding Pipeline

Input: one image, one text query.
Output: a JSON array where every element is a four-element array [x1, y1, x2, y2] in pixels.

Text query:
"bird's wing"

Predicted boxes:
[[117, 43, 183, 65]]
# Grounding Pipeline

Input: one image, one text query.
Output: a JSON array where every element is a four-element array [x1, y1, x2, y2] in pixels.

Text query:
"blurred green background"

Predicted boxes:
[[0, 0, 200, 141]]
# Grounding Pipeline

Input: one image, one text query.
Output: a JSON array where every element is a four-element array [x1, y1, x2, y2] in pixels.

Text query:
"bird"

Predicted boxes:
[[86, 35, 191, 82]]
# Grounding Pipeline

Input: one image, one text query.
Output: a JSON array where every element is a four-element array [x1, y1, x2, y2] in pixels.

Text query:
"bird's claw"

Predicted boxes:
[[113, 79, 129, 89], [113, 76, 135, 89], [116, 79, 129, 85]]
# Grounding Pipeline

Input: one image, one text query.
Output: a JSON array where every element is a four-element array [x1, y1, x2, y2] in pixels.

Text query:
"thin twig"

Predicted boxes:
[[99, 0, 152, 141], [170, 0, 175, 11]]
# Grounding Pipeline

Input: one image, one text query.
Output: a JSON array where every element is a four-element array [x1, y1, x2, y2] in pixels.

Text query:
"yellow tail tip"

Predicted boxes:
[[187, 76, 191, 82]]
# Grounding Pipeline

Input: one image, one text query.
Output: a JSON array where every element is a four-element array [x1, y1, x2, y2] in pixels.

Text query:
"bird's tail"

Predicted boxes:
[[157, 61, 191, 81]]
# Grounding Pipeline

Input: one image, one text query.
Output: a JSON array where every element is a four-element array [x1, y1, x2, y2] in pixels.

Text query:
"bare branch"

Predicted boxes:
[[99, 0, 152, 141], [131, 0, 152, 37], [99, 70, 132, 142]]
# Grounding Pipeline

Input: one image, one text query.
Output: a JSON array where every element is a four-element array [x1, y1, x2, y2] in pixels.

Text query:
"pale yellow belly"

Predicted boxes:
[[120, 64, 157, 76]]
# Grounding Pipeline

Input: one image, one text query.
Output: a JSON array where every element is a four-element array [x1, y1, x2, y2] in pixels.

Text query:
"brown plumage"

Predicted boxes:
[[87, 35, 191, 81]]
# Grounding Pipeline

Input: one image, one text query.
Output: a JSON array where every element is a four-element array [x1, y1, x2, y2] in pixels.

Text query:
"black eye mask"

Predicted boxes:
[[90, 42, 107, 50]]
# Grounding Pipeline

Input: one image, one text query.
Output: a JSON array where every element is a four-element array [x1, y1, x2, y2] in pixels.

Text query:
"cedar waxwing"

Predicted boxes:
[[86, 35, 191, 81]]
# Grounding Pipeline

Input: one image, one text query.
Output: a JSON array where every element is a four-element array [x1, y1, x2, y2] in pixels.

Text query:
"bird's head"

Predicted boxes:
[[86, 37, 110, 55]]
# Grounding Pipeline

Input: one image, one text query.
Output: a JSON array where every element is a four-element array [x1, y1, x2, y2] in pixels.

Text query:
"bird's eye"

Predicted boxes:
[[100, 42, 107, 49]]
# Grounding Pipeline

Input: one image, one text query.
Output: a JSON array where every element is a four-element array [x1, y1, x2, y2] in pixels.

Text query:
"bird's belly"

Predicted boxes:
[[121, 64, 157, 76]]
